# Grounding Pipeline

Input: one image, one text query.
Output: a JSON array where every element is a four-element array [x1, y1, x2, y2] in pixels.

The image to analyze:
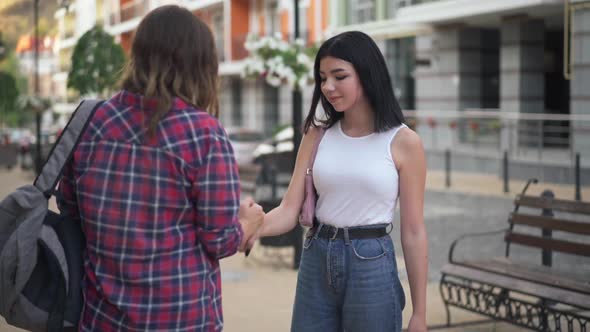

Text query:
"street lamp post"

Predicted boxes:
[[0, 34, 6, 132], [292, 0, 302, 168], [291, 0, 303, 269], [33, 0, 42, 175]]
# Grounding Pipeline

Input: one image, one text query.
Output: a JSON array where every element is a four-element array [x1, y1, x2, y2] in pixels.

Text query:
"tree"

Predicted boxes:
[[68, 26, 125, 97], [0, 52, 28, 94], [0, 71, 20, 126]]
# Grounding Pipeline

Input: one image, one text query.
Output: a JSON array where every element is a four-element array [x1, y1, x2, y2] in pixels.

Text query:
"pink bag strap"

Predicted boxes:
[[307, 127, 326, 174]]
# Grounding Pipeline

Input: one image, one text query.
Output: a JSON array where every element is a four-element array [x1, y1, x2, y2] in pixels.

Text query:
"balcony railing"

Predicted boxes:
[[403, 109, 589, 164]]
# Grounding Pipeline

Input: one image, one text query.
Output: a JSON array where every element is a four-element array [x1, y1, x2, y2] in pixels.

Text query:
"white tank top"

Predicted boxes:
[[313, 121, 407, 227]]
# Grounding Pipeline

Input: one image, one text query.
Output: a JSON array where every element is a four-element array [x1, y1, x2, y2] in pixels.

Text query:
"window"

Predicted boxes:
[[388, 0, 412, 18], [267, 1, 280, 35], [231, 78, 243, 126], [298, 0, 309, 41], [385, 38, 416, 110], [349, 0, 375, 25], [212, 12, 224, 62], [263, 84, 279, 135]]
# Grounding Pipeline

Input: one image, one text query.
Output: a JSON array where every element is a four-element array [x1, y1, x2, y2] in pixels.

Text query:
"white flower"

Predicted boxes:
[[277, 39, 290, 52], [266, 74, 282, 87], [297, 53, 311, 66], [242, 33, 316, 90], [297, 76, 309, 90], [244, 40, 255, 51]]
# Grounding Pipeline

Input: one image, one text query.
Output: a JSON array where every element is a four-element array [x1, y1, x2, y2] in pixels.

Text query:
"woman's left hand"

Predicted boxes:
[[407, 313, 427, 332]]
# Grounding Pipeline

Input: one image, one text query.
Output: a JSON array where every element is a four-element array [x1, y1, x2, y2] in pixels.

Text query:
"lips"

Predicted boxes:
[[327, 96, 341, 104]]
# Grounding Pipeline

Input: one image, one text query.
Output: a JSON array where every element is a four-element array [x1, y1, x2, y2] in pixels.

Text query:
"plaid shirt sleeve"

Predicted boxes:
[[194, 124, 243, 259]]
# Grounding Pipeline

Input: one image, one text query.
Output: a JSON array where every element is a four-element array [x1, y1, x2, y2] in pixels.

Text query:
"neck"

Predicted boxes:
[[341, 100, 374, 136]]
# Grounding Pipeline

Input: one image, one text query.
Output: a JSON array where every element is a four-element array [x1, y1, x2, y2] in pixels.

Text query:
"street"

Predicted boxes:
[[1, 166, 588, 331]]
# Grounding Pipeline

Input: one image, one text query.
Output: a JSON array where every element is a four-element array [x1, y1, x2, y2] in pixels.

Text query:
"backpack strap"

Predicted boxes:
[[34, 99, 103, 196]]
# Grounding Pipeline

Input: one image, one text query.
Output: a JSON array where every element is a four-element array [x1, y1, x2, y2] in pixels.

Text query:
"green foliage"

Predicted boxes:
[[0, 51, 28, 93], [0, 70, 20, 126], [68, 25, 125, 96]]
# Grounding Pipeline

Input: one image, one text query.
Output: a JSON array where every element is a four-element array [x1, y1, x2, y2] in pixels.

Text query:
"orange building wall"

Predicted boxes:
[[280, 9, 289, 40], [321, 0, 328, 32], [308, 0, 316, 44], [120, 31, 133, 55], [231, 0, 250, 60]]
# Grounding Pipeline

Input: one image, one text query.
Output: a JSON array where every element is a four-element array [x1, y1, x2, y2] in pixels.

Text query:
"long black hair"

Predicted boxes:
[[303, 31, 405, 133]]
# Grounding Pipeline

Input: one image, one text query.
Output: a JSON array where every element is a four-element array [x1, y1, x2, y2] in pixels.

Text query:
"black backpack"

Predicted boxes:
[[0, 100, 103, 332]]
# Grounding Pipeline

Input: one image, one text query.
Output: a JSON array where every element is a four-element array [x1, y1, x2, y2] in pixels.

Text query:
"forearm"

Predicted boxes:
[[401, 224, 428, 318], [260, 203, 299, 237], [199, 221, 243, 259]]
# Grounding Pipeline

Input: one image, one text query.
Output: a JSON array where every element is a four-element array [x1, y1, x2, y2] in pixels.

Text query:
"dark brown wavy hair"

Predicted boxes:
[[121, 5, 219, 136]]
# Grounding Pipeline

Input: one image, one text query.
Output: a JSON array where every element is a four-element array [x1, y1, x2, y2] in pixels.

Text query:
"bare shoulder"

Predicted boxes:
[[300, 126, 323, 150], [392, 127, 425, 170], [304, 126, 322, 140], [395, 127, 423, 149]]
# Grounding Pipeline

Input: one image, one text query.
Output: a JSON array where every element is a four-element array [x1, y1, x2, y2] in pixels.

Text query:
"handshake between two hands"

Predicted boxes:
[[237, 197, 265, 255]]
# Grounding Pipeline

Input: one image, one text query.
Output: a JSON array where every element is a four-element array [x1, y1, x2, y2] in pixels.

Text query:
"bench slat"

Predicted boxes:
[[459, 258, 590, 295], [510, 213, 590, 235], [516, 195, 590, 215], [505, 232, 590, 257], [441, 264, 590, 309]]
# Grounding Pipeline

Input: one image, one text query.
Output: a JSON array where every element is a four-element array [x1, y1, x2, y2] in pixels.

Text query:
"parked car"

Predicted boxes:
[[225, 127, 265, 165], [252, 126, 294, 160]]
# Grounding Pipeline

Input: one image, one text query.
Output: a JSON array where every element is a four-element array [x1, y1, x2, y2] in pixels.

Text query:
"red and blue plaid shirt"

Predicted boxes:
[[58, 90, 243, 331]]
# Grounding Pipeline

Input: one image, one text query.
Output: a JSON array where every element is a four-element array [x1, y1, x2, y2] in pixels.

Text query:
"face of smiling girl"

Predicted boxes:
[[319, 56, 367, 113]]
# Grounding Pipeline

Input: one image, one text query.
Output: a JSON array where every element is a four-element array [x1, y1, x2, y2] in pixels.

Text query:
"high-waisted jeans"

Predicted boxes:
[[291, 224, 406, 332]]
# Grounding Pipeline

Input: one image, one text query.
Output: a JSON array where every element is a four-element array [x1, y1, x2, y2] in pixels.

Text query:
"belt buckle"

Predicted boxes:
[[330, 226, 339, 240]]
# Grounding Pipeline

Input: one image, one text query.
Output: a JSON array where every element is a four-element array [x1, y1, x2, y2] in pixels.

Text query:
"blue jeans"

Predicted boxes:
[[291, 224, 406, 332]]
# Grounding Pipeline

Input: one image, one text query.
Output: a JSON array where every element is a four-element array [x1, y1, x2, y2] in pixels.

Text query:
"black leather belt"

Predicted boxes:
[[313, 225, 388, 240]]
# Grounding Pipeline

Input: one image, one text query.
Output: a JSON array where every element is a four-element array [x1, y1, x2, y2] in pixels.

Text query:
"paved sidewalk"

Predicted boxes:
[[1, 167, 574, 331]]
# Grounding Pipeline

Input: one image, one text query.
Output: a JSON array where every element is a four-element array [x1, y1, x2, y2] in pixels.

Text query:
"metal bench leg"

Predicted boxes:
[[439, 276, 452, 327]]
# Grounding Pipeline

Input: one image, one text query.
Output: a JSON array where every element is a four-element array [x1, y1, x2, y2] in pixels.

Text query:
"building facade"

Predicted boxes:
[[330, 0, 590, 169], [15, 36, 57, 99], [53, 0, 329, 136]]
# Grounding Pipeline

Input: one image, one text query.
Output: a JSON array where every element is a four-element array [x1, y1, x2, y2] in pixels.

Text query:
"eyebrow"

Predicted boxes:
[[319, 68, 347, 75]]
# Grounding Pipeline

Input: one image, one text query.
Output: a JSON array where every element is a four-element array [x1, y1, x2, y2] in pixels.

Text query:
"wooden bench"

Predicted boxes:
[[439, 179, 590, 331], [238, 157, 304, 269]]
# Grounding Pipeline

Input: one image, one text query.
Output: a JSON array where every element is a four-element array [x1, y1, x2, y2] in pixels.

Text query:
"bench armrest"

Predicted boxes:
[[448, 228, 508, 264]]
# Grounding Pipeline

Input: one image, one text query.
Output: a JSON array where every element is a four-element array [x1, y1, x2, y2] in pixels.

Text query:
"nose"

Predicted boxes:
[[322, 79, 335, 93]]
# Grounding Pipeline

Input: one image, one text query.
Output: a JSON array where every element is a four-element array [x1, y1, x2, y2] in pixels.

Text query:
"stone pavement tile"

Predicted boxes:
[[221, 247, 297, 332], [0, 168, 573, 331], [427, 170, 590, 200], [221, 246, 529, 331]]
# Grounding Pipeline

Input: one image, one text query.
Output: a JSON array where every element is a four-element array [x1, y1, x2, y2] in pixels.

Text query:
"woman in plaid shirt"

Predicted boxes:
[[58, 5, 263, 331]]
